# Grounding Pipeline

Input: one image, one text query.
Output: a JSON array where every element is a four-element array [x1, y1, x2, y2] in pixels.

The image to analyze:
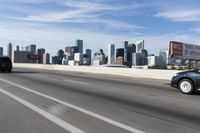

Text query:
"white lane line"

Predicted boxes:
[[0, 78, 145, 133], [63, 79, 90, 85], [0, 87, 86, 133]]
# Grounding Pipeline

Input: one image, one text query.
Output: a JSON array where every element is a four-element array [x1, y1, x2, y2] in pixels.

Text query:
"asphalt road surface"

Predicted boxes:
[[0, 68, 200, 133]]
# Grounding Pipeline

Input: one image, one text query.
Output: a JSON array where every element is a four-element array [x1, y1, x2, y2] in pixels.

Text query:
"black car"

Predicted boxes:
[[0, 57, 12, 72], [171, 70, 200, 94]]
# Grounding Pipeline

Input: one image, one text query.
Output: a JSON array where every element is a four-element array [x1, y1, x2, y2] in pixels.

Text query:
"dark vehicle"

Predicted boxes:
[[171, 70, 200, 94], [0, 57, 12, 72]]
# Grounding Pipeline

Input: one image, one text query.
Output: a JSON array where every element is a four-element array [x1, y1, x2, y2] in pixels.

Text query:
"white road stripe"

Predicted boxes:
[[0, 87, 86, 133], [63, 79, 90, 85], [0, 78, 145, 133]]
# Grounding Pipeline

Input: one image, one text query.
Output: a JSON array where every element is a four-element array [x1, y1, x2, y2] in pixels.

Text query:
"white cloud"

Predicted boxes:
[[15, 15, 141, 31], [62, 1, 143, 11], [190, 27, 200, 34], [0, 0, 57, 4], [156, 9, 200, 21], [10, 0, 142, 31]]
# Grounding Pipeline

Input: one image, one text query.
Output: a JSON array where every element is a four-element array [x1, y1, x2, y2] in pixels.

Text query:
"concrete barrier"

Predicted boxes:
[[13, 63, 182, 80]]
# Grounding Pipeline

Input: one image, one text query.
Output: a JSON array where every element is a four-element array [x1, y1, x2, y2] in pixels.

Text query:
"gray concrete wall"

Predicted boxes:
[[13, 63, 182, 80]]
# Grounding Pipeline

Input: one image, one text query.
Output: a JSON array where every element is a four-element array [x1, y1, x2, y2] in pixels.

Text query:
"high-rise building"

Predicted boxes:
[[26, 44, 36, 54], [52, 56, 60, 64], [124, 41, 128, 63], [141, 49, 148, 57], [43, 53, 50, 64], [159, 49, 169, 65], [16, 45, 20, 51], [108, 44, 115, 64], [37, 48, 45, 55], [124, 41, 128, 49], [0, 47, 3, 56], [92, 49, 106, 65], [126, 44, 136, 67], [25, 44, 37, 63], [74, 53, 83, 65], [116, 48, 124, 58], [147, 55, 163, 67], [99, 49, 106, 63], [57, 49, 64, 64], [65, 46, 78, 60], [14, 51, 33, 63], [7, 42, 12, 59], [140, 49, 148, 65], [76, 39, 83, 54], [132, 52, 146, 66], [85, 49, 92, 65], [136, 40, 144, 52], [37, 48, 45, 64]]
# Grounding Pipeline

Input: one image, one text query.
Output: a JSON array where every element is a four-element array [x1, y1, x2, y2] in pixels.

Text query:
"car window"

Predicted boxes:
[[0, 58, 11, 63]]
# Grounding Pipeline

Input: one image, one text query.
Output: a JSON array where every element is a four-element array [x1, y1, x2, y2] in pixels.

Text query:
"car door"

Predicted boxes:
[[194, 70, 200, 89]]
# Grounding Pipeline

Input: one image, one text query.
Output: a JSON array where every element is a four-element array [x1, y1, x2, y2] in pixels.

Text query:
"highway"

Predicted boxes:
[[0, 68, 200, 133]]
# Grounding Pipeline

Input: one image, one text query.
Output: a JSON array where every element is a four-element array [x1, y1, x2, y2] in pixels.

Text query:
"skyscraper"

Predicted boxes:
[[141, 49, 148, 65], [126, 44, 136, 67], [92, 51, 105, 66], [74, 53, 83, 65], [26, 44, 36, 54], [116, 48, 124, 58], [124, 41, 128, 63], [0, 47, 3, 56], [76, 39, 83, 54], [124, 41, 128, 49], [37, 48, 45, 64], [86, 49, 92, 65], [132, 53, 146, 66], [57, 49, 64, 64], [7, 42, 12, 59], [147, 55, 163, 67], [52, 56, 60, 64], [37, 48, 45, 55], [14, 51, 32, 63], [136, 40, 144, 52], [16, 45, 20, 51], [43, 53, 50, 64], [65, 46, 78, 60], [108, 44, 115, 64], [159, 49, 169, 65]]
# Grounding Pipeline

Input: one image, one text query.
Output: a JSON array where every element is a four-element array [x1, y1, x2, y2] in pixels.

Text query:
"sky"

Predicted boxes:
[[1, 0, 200, 56]]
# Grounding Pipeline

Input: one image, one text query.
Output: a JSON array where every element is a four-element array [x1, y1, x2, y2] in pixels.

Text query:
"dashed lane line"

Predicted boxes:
[[0, 78, 145, 133]]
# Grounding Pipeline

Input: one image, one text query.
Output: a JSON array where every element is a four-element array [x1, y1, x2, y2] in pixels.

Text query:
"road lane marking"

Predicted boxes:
[[0, 78, 145, 133], [0, 87, 86, 133], [63, 79, 90, 85]]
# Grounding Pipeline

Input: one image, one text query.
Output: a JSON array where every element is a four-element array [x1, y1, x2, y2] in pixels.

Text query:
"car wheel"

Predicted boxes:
[[8, 69, 12, 73], [178, 79, 194, 94]]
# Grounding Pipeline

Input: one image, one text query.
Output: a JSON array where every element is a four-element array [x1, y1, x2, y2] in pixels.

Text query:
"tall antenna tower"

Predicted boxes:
[[21, 43, 25, 51]]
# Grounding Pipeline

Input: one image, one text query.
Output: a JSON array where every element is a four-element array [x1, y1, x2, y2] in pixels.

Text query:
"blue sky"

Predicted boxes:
[[1, 0, 200, 56]]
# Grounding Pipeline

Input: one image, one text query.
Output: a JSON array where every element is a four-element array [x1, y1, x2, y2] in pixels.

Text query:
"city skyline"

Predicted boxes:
[[1, 0, 200, 56]]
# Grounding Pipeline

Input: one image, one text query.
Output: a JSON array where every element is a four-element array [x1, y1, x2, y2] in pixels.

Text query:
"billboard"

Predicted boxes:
[[169, 41, 200, 60]]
